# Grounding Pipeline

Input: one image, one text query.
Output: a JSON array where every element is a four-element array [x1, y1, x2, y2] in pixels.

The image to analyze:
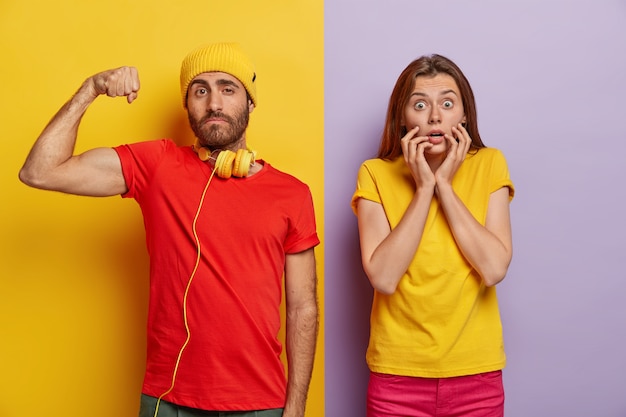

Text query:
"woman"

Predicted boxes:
[[352, 55, 514, 417]]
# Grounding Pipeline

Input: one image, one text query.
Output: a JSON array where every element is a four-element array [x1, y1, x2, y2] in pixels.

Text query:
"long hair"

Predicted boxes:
[[377, 54, 485, 160]]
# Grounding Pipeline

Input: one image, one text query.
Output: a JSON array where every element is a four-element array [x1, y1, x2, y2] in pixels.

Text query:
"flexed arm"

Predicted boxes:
[[19, 67, 140, 196]]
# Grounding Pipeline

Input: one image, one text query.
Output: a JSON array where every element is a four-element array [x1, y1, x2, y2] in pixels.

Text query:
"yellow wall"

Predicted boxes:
[[0, 1, 324, 416]]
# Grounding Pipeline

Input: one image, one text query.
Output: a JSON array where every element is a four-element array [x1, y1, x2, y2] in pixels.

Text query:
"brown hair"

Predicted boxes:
[[377, 54, 485, 160]]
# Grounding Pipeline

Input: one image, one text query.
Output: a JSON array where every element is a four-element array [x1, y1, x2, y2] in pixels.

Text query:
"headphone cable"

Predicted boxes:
[[153, 169, 216, 416]]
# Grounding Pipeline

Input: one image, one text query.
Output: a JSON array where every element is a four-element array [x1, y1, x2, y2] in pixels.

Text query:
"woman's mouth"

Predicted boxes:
[[428, 133, 444, 144]]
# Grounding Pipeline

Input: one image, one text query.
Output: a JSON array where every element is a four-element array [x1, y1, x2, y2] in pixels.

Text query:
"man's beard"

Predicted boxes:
[[189, 106, 249, 150]]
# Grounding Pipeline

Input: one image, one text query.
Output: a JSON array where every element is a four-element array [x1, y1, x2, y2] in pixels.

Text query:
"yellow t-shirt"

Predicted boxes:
[[352, 147, 514, 378]]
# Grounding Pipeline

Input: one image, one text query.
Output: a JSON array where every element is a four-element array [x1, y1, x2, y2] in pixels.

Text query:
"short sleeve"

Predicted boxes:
[[351, 162, 382, 215], [284, 186, 320, 254], [113, 139, 173, 199], [489, 149, 515, 201]]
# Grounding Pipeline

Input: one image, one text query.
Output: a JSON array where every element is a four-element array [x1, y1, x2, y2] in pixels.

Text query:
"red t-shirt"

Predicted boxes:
[[114, 139, 319, 411]]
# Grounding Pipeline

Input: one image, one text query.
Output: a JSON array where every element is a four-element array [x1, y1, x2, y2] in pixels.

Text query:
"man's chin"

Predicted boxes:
[[197, 135, 238, 150]]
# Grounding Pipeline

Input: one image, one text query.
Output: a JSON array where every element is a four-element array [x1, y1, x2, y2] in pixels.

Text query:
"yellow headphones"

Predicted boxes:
[[192, 139, 257, 178]]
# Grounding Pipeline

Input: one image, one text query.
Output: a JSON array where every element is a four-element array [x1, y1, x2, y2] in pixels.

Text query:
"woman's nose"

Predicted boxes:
[[428, 107, 441, 124]]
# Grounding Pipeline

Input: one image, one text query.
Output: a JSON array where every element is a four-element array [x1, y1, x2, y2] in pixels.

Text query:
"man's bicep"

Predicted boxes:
[[58, 147, 128, 196]]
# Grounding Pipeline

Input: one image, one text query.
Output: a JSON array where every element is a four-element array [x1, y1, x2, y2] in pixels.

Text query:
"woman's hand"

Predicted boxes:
[[435, 123, 471, 187], [400, 126, 436, 190]]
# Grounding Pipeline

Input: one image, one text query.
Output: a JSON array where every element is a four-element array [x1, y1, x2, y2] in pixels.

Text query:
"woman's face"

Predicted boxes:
[[402, 73, 466, 156]]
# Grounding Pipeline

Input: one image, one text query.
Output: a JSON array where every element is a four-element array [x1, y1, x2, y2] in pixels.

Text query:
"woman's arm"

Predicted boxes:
[[436, 184, 513, 286], [356, 183, 434, 295]]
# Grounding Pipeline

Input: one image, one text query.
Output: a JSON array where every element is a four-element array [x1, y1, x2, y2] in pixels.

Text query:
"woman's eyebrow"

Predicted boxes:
[[440, 89, 458, 96], [410, 89, 458, 99]]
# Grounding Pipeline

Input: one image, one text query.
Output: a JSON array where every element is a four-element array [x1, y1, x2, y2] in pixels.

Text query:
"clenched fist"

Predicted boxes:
[[89, 66, 140, 103]]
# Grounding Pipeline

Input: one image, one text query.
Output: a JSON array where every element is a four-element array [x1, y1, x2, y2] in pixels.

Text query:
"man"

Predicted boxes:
[[19, 43, 319, 417]]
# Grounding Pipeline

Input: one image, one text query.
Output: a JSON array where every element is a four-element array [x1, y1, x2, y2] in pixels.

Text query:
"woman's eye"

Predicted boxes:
[[443, 100, 453, 109], [414, 102, 426, 110]]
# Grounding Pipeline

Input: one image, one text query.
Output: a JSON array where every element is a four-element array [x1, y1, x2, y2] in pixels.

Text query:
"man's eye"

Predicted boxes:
[[414, 102, 426, 110], [443, 100, 453, 108]]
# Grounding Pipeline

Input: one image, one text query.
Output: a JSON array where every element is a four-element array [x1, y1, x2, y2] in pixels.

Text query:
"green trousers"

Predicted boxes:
[[139, 394, 284, 417]]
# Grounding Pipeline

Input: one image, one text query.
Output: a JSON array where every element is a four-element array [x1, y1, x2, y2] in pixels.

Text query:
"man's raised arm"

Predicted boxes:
[[19, 66, 140, 197]]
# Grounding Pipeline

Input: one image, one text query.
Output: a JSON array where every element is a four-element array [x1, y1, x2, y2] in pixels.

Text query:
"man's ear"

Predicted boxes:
[[248, 100, 255, 113]]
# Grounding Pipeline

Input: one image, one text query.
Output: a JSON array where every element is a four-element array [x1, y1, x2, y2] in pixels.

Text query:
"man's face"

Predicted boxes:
[[186, 72, 253, 150]]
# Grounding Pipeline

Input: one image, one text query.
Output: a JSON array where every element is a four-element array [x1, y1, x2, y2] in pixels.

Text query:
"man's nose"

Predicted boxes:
[[208, 93, 223, 111]]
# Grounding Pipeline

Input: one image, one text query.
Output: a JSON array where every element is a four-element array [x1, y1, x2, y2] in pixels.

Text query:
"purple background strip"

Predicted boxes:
[[324, 1, 626, 416]]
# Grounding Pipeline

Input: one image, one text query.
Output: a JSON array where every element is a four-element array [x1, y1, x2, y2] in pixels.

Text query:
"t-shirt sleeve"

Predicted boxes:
[[489, 149, 515, 201], [351, 162, 382, 215], [113, 139, 173, 200], [284, 185, 320, 254]]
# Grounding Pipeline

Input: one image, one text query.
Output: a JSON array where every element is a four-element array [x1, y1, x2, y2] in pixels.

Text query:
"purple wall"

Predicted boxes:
[[324, 1, 626, 416]]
